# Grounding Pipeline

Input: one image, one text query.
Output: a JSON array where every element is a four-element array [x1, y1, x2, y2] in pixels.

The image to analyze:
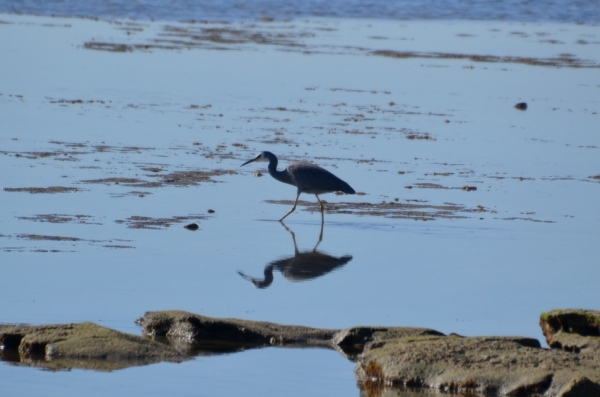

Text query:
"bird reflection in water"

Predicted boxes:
[[238, 219, 352, 289]]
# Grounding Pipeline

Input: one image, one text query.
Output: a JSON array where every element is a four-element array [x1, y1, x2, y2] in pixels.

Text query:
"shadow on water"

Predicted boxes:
[[238, 216, 353, 289]]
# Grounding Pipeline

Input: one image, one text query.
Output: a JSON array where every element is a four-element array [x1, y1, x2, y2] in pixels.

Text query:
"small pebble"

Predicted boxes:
[[514, 102, 527, 110]]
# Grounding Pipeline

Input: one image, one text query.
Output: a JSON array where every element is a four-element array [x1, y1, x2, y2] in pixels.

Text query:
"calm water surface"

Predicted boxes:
[[1, 12, 599, 397], [1, 0, 600, 23]]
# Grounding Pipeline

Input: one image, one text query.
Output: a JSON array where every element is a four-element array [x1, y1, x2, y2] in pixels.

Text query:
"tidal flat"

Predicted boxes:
[[1, 14, 599, 396]]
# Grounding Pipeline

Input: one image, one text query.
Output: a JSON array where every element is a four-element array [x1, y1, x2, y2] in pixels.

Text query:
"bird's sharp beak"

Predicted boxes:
[[241, 155, 259, 167]]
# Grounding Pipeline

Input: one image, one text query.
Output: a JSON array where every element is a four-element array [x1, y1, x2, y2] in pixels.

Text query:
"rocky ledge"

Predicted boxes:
[[2, 309, 599, 396], [354, 309, 600, 396], [0, 322, 184, 371]]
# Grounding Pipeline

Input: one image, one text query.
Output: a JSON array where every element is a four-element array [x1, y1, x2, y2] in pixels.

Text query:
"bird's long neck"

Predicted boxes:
[[267, 155, 294, 185]]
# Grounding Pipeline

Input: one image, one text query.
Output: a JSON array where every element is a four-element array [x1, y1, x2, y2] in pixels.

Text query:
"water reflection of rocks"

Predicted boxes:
[[238, 220, 352, 289]]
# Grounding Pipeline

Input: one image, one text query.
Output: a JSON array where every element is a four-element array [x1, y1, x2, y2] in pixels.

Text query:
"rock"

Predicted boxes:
[[136, 311, 600, 395], [333, 326, 444, 357], [0, 322, 183, 371], [2, 308, 599, 395], [355, 332, 600, 396], [515, 102, 528, 110], [352, 311, 600, 395], [136, 310, 337, 352], [558, 376, 600, 397], [540, 309, 600, 351]]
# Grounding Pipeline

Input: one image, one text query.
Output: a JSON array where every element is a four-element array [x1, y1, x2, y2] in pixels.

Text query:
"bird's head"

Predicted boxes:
[[241, 151, 272, 166]]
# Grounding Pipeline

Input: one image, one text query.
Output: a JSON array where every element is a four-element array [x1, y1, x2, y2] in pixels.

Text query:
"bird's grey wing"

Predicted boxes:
[[287, 162, 353, 194]]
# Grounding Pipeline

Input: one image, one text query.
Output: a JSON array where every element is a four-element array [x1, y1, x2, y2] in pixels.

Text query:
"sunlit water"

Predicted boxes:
[[1, 12, 599, 397]]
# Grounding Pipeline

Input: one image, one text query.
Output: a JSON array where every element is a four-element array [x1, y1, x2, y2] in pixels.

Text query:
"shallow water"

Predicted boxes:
[[1, 0, 600, 23], [1, 14, 599, 396]]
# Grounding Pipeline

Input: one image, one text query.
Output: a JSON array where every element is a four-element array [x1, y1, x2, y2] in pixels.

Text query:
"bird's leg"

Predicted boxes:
[[315, 194, 324, 212], [280, 190, 301, 222]]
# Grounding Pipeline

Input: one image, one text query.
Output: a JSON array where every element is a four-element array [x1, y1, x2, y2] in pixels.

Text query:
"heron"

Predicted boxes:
[[241, 151, 355, 221]]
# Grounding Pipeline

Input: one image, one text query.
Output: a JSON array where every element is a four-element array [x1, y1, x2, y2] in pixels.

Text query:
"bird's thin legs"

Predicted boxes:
[[315, 194, 324, 212], [279, 193, 325, 222], [280, 191, 301, 222]]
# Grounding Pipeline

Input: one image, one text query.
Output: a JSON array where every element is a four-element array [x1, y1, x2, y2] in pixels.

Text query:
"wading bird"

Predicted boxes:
[[241, 151, 355, 221]]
